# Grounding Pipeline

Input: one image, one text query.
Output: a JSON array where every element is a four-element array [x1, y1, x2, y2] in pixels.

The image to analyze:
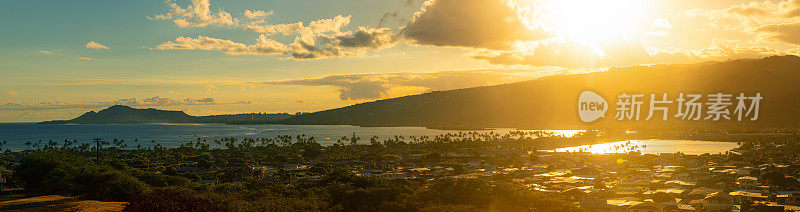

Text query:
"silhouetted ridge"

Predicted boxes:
[[63, 105, 192, 124], [39, 105, 293, 124], [282, 55, 800, 129]]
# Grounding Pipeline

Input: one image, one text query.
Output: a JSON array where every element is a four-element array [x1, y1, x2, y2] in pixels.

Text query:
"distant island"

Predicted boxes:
[[38, 105, 293, 125], [40, 56, 800, 129]]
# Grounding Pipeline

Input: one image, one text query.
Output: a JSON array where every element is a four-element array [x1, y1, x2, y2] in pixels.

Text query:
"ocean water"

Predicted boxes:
[[0, 123, 738, 154], [0, 123, 581, 151], [551, 139, 739, 155]]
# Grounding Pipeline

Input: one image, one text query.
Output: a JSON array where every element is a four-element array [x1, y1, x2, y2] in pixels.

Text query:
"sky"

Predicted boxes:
[[2, 0, 800, 122]]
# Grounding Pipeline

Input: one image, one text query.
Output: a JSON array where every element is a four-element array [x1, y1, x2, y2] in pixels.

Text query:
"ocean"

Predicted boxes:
[[0, 123, 738, 154], [0, 123, 577, 151]]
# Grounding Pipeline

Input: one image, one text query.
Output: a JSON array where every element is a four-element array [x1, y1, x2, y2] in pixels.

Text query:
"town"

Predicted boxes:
[[2, 130, 799, 211]]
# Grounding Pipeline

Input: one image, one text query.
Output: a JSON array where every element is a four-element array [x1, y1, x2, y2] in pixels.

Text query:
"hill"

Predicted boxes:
[[39, 105, 293, 124], [282, 55, 800, 130]]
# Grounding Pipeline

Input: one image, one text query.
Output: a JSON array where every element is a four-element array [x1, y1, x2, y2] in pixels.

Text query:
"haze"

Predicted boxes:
[[2, 0, 800, 122]]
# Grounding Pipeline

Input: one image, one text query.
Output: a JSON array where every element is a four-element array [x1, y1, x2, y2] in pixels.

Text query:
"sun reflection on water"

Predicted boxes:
[[541, 130, 585, 138], [554, 140, 643, 154], [550, 139, 739, 155]]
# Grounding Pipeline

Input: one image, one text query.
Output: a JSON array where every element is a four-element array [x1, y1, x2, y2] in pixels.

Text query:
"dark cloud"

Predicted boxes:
[[289, 40, 357, 60], [337, 80, 389, 100], [336, 27, 397, 48], [260, 69, 569, 100], [378, 12, 403, 26], [401, 0, 550, 50], [160, 13, 398, 60]]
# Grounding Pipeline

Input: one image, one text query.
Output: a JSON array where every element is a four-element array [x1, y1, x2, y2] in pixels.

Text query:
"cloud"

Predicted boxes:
[[113, 98, 138, 106], [401, 0, 550, 50], [472, 38, 800, 67], [335, 27, 397, 49], [152, 0, 399, 60], [52, 81, 140, 86], [108, 96, 250, 106], [157, 35, 288, 55], [38, 50, 53, 55], [788, 0, 800, 17], [652, 18, 673, 29], [247, 15, 351, 40], [159, 14, 397, 60], [378, 11, 403, 26], [243, 9, 273, 19], [78, 57, 93, 60], [206, 85, 217, 94], [154, 0, 236, 28], [141, 96, 178, 105], [288, 40, 358, 60], [726, 2, 770, 17], [260, 68, 575, 100], [86, 41, 110, 49], [685, 0, 800, 32], [758, 23, 800, 45], [472, 38, 659, 67]]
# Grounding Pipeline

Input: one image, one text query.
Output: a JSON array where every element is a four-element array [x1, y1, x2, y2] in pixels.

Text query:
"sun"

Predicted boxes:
[[536, 0, 651, 45]]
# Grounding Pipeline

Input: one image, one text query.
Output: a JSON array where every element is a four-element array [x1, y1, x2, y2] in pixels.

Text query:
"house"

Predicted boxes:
[[729, 191, 768, 202], [560, 188, 594, 202], [282, 164, 308, 171], [178, 167, 199, 173], [377, 172, 408, 180], [684, 187, 721, 202], [742, 204, 784, 212], [251, 165, 276, 173], [627, 201, 663, 212], [665, 180, 696, 189], [776, 192, 800, 206], [579, 199, 613, 211], [736, 176, 759, 189], [701, 192, 734, 212], [676, 204, 696, 211]]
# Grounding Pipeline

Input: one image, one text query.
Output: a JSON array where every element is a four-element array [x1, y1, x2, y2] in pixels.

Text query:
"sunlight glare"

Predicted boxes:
[[534, 0, 650, 45]]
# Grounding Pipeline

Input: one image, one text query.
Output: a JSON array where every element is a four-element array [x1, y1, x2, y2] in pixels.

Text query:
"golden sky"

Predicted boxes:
[[2, 0, 800, 122]]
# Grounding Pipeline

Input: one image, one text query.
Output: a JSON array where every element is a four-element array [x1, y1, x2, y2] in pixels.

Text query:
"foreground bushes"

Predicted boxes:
[[125, 189, 220, 212], [14, 150, 577, 211], [17, 151, 148, 201]]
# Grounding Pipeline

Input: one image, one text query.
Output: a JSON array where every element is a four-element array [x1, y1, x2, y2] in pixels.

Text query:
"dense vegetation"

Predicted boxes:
[[0, 131, 589, 211]]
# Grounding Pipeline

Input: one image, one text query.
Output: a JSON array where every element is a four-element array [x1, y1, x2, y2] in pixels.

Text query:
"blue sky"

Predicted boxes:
[[2, 0, 800, 122]]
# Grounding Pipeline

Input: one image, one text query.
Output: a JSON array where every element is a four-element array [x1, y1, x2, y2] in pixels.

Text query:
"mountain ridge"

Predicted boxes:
[[281, 55, 800, 129], [40, 55, 800, 129], [38, 105, 293, 124]]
